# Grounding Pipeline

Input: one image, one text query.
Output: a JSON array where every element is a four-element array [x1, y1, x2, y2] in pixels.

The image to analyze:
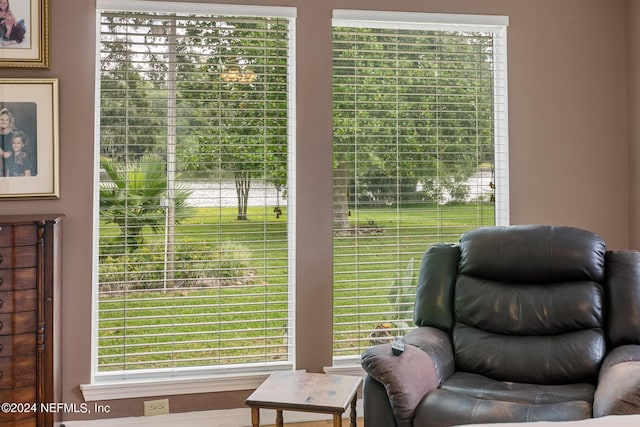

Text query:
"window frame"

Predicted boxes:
[[330, 9, 510, 365], [87, 0, 297, 400]]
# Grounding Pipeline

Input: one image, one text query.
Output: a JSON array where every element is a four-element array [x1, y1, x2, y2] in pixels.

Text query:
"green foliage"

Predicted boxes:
[[333, 27, 496, 212], [99, 154, 192, 249], [98, 240, 254, 291], [387, 258, 416, 324], [171, 17, 290, 221]]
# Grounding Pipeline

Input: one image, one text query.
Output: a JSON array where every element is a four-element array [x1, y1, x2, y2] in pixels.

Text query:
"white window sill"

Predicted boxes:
[[81, 360, 365, 402], [81, 363, 293, 401], [324, 358, 365, 377]]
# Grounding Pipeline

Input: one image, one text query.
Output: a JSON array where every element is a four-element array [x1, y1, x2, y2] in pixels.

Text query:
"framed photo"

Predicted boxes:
[[0, 78, 58, 198], [0, 0, 48, 68]]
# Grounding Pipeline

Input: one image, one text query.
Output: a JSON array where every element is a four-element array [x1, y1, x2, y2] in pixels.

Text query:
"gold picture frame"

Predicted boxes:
[[0, 78, 59, 198], [0, 0, 48, 68]]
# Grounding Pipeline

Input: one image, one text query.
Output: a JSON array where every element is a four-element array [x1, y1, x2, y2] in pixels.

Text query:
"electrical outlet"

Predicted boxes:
[[144, 398, 170, 416]]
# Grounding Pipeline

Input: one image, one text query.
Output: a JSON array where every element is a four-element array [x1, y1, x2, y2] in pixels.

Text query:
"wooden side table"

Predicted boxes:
[[246, 370, 362, 427]]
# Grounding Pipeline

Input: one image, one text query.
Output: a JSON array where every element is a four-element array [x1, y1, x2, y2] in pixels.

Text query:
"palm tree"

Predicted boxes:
[[99, 154, 191, 249]]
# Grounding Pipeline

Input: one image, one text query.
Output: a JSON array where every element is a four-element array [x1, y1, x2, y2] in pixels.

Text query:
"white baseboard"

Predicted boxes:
[[60, 400, 363, 427]]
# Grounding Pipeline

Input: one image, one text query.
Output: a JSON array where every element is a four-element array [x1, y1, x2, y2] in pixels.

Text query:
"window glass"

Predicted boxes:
[[332, 12, 509, 359], [96, 3, 295, 374]]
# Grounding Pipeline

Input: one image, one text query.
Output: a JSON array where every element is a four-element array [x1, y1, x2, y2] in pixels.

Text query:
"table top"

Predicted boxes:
[[246, 371, 362, 413]]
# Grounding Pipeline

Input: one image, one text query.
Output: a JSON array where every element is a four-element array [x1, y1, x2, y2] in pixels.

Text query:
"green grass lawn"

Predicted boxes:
[[97, 203, 494, 370]]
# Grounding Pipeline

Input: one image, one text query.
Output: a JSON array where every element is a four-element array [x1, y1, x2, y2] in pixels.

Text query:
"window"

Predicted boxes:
[[94, 1, 295, 379], [332, 11, 509, 359]]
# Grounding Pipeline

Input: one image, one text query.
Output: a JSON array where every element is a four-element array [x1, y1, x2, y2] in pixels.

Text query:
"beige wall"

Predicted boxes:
[[0, 0, 633, 421], [630, 0, 640, 246]]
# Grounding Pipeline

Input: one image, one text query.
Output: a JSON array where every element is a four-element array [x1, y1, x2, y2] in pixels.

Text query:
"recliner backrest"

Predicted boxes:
[[415, 225, 608, 385], [604, 250, 640, 348]]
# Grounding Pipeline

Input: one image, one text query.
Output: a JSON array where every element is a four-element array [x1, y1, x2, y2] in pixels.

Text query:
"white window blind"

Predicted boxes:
[[332, 11, 508, 359], [95, 1, 295, 376]]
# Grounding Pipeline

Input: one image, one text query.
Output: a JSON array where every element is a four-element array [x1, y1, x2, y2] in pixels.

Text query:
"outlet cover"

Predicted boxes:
[[143, 398, 170, 416]]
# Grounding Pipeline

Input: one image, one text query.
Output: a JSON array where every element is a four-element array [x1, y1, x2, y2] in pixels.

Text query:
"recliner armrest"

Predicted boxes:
[[594, 345, 640, 416], [361, 336, 442, 427], [404, 326, 455, 383]]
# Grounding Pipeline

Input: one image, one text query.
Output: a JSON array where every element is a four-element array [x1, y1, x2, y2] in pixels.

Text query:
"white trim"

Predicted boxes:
[[81, 372, 267, 401], [493, 26, 510, 226], [91, 6, 104, 384], [286, 13, 298, 368], [96, 0, 297, 18], [61, 401, 364, 427], [80, 363, 363, 402], [324, 363, 365, 378], [333, 9, 508, 32], [81, 364, 293, 401]]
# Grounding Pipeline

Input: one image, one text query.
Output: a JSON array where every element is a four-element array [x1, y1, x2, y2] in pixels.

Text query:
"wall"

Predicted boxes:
[[629, 0, 640, 247], [0, 0, 631, 422]]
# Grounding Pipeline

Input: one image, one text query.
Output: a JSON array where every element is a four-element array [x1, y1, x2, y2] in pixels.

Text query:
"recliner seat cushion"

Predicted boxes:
[[415, 371, 595, 426], [416, 389, 592, 427], [440, 372, 595, 404]]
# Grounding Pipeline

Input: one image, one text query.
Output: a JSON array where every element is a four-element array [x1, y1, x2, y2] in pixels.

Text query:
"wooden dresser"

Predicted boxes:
[[0, 215, 62, 427]]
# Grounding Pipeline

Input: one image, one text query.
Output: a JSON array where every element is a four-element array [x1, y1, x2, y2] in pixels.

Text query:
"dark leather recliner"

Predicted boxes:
[[361, 225, 640, 427]]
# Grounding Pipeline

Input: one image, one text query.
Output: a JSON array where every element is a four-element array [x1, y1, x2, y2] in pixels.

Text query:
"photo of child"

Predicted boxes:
[[2, 130, 32, 176], [0, 104, 38, 177], [0, 0, 28, 48]]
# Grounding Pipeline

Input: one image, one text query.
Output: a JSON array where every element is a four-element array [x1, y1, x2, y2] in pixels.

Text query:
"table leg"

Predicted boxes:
[[276, 409, 284, 427], [350, 395, 357, 427], [333, 412, 342, 427], [250, 407, 260, 427]]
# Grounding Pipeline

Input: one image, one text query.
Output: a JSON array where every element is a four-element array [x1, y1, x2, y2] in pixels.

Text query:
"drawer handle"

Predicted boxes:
[[0, 253, 3, 264], [0, 370, 3, 379], [0, 344, 3, 352], [0, 320, 3, 331], [0, 299, 3, 308], [0, 276, 3, 286]]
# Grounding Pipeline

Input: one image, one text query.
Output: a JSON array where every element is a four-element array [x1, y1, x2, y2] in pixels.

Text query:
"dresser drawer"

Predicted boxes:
[[0, 334, 35, 357], [0, 246, 36, 270], [0, 420, 38, 427], [0, 268, 36, 291], [0, 386, 37, 427], [0, 385, 36, 402], [0, 225, 37, 248], [0, 312, 37, 336], [0, 290, 37, 314], [0, 418, 36, 426], [0, 385, 36, 423], [0, 355, 36, 389]]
